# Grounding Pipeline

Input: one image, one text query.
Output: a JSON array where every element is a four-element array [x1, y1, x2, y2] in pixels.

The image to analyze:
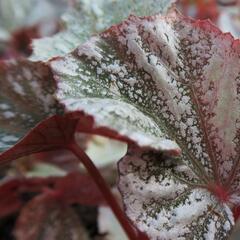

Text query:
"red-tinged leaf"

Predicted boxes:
[[0, 58, 178, 164], [0, 113, 78, 164], [0, 191, 21, 218], [53, 172, 105, 206], [233, 205, 240, 221], [0, 89, 147, 239], [0, 104, 178, 166], [0, 177, 55, 218], [14, 194, 90, 240], [50, 8, 240, 239], [119, 146, 235, 239], [0, 111, 119, 164], [0, 25, 43, 59], [179, 0, 219, 21], [0, 2, 180, 162], [0, 172, 104, 219]]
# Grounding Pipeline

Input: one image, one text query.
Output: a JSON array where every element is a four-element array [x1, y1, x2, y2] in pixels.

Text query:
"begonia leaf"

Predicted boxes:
[[31, 0, 176, 61], [0, 56, 179, 163], [54, 172, 105, 206], [0, 5, 239, 239], [0, 60, 62, 153], [50, 9, 240, 239], [14, 194, 90, 240], [0, 172, 104, 219], [0, 177, 56, 218]]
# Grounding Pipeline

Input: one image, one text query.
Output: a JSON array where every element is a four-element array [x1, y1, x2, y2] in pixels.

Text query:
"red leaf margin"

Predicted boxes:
[[0, 111, 132, 164], [0, 111, 147, 240]]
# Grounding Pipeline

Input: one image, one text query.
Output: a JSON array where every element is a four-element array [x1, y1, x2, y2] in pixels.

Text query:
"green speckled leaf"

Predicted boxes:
[[0, 60, 63, 152], [50, 9, 240, 239], [31, 0, 176, 61]]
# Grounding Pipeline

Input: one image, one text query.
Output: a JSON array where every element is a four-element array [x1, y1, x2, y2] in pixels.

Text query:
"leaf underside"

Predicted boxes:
[[50, 9, 240, 239]]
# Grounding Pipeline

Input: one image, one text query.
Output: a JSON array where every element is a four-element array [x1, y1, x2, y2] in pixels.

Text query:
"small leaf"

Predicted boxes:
[[0, 177, 55, 218], [14, 194, 90, 240], [31, 0, 176, 61]]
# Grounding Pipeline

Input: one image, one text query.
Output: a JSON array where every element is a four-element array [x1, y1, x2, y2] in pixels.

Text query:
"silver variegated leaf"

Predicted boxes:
[[51, 9, 240, 239], [119, 146, 234, 239], [31, 0, 176, 61], [0, 60, 63, 152]]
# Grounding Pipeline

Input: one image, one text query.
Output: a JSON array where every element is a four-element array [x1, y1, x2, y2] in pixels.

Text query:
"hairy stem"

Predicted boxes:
[[68, 140, 138, 240]]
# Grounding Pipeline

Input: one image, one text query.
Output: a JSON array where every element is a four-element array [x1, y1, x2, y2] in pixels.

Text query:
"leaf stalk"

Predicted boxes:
[[68, 141, 139, 240]]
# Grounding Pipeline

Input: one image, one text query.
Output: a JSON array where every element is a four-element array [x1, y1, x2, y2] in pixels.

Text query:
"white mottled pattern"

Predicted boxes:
[[51, 9, 240, 239]]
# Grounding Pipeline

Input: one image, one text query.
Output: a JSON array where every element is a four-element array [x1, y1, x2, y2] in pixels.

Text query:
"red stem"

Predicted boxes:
[[68, 141, 138, 240]]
